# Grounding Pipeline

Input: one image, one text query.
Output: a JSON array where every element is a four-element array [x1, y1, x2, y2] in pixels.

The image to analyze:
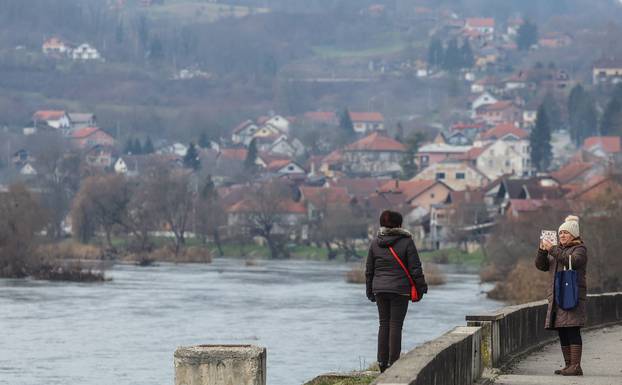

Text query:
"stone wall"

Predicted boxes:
[[372, 292, 622, 385]]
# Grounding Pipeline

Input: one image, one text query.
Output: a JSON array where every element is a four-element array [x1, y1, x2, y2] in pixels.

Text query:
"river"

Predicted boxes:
[[0, 259, 501, 385]]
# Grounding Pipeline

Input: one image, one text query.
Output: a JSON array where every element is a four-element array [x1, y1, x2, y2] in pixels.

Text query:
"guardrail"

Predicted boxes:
[[372, 292, 622, 385]]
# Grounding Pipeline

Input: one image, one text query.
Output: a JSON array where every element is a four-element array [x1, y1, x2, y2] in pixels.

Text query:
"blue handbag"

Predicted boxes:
[[554, 255, 579, 311]]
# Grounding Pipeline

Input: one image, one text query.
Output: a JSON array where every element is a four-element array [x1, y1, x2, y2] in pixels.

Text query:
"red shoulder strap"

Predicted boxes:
[[388, 246, 419, 302]]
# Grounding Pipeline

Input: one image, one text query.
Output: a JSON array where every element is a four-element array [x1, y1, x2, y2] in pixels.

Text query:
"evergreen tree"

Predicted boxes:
[[183, 143, 200, 170], [530, 104, 553, 172], [542, 93, 562, 131], [427, 37, 444, 68], [244, 138, 258, 171], [339, 108, 355, 137], [443, 38, 461, 72], [149, 36, 164, 61], [124, 138, 134, 154], [460, 40, 474, 69], [400, 132, 425, 179], [200, 175, 217, 200], [517, 20, 538, 51], [601, 84, 622, 136], [133, 138, 143, 155], [568, 84, 598, 146], [198, 131, 210, 148], [143, 136, 155, 154]]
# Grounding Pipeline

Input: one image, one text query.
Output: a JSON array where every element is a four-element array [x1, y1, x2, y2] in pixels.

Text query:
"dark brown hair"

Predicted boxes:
[[379, 210, 403, 228]]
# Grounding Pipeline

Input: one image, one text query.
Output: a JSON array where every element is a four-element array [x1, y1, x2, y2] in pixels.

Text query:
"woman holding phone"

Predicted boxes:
[[536, 215, 588, 376]]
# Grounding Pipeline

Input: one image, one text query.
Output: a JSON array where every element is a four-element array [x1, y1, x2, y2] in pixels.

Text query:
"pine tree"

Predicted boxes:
[[517, 20, 538, 51], [198, 131, 210, 148], [183, 143, 200, 170], [460, 40, 474, 69], [443, 38, 461, 72], [427, 37, 444, 69], [530, 104, 553, 172], [542, 93, 562, 132], [568, 84, 597, 146], [244, 138, 258, 171], [339, 108, 355, 137], [144, 136, 155, 154], [133, 138, 143, 155], [124, 138, 134, 154], [601, 84, 622, 136], [400, 132, 425, 179], [200, 175, 217, 200]]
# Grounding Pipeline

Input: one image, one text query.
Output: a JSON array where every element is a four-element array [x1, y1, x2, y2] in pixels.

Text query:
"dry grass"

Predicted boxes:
[[423, 262, 446, 286], [486, 260, 549, 303], [144, 246, 213, 264], [479, 264, 503, 283], [36, 241, 104, 261], [345, 263, 366, 284]]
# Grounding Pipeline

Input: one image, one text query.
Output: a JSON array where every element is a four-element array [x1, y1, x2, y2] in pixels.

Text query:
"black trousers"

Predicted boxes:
[[375, 292, 409, 366], [558, 326, 582, 346]]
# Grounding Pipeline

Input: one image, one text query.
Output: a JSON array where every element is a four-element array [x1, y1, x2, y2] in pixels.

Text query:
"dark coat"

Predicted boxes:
[[535, 240, 588, 329], [365, 227, 428, 300]]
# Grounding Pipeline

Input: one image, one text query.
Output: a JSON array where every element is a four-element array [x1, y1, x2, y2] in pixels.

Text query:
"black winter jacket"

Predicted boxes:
[[365, 227, 428, 300]]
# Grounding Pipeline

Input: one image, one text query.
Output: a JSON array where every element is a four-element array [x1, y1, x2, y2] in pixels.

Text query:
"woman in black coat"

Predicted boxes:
[[365, 210, 428, 373]]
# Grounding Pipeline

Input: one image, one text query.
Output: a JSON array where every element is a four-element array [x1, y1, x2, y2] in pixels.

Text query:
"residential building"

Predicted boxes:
[[68, 113, 96, 129], [414, 160, 489, 191], [32, 110, 71, 130], [415, 143, 471, 169], [42, 37, 70, 56], [71, 43, 102, 61], [341, 132, 406, 177], [70, 127, 115, 149], [475, 101, 522, 126], [380, 178, 453, 211], [464, 18, 495, 40], [349, 112, 385, 134], [468, 123, 531, 179], [592, 58, 622, 84]]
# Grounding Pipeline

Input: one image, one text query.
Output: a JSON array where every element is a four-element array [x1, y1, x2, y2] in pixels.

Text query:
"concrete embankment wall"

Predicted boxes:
[[372, 292, 622, 385]]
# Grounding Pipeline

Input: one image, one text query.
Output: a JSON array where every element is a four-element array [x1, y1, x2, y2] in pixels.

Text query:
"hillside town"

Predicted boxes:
[[1, 1, 622, 264]]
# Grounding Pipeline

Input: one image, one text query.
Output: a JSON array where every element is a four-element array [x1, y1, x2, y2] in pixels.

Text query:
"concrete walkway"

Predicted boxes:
[[494, 324, 622, 385]]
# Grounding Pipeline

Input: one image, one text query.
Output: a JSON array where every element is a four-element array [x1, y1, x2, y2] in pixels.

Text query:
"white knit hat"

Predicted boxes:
[[558, 215, 580, 238]]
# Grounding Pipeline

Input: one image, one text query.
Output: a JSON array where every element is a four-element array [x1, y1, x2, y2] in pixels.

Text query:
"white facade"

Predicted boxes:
[[471, 92, 498, 116], [72, 44, 102, 61], [474, 138, 531, 179]]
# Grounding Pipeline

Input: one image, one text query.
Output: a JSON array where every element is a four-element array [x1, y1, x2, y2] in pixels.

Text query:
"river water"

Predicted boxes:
[[0, 259, 501, 385]]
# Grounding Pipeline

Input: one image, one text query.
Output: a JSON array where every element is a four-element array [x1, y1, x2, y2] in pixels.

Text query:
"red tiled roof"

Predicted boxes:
[[220, 148, 248, 161], [452, 122, 487, 131], [300, 186, 351, 207], [330, 177, 386, 197], [380, 179, 444, 202], [480, 123, 528, 140], [551, 162, 593, 184], [508, 199, 569, 213], [227, 198, 307, 214], [582, 136, 621, 154], [232, 119, 254, 134], [345, 132, 406, 152], [349, 111, 384, 122], [33, 110, 66, 121], [456, 144, 491, 160], [71, 126, 100, 139], [466, 18, 495, 28]]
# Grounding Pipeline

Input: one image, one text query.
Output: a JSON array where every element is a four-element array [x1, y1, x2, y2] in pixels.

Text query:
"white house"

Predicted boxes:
[[71, 43, 102, 61], [268, 136, 305, 157], [469, 124, 531, 179], [32, 110, 71, 130], [471, 92, 498, 117]]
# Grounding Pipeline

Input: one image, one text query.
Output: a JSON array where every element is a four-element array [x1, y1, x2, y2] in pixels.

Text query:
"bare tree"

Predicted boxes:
[[194, 175, 226, 256], [71, 174, 131, 252], [145, 169, 195, 255], [238, 181, 296, 259], [33, 134, 82, 239], [0, 184, 46, 277]]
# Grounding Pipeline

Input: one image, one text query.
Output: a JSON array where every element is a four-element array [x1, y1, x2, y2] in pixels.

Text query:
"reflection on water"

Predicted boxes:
[[0, 259, 501, 385]]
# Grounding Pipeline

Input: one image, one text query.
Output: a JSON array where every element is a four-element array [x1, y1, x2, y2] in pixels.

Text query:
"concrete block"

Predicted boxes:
[[174, 345, 266, 385]]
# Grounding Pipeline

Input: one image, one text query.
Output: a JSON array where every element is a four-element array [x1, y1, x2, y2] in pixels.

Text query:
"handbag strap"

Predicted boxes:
[[388, 246, 418, 300]]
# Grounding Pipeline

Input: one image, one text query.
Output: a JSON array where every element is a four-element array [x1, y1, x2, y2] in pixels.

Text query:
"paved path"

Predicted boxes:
[[494, 324, 622, 385]]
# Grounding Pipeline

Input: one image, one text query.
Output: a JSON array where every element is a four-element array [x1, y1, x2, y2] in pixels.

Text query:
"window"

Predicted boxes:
[[430, 193, 435, 198], [421, 155, 429, 165], [435, 172, 446, 180], [456, 172, 466, 180], [505, 160, 511, 167]]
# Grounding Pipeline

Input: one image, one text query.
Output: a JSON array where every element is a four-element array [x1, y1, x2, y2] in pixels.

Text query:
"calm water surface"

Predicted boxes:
[[0, 259, 501, 385]]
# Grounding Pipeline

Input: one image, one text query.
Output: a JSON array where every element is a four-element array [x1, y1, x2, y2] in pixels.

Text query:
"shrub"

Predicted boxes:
[[423, 262, 446, 286], [345, 263, 366, 284], [487, 260, 548, 303]]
